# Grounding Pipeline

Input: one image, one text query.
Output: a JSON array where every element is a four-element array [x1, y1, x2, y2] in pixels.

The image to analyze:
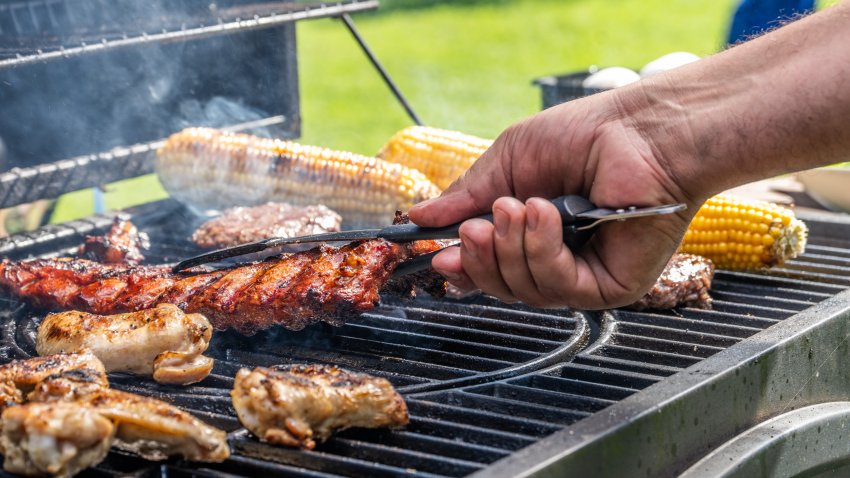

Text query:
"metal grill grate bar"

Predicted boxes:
[[483, 383, 615, 413], [617, 322, 742, 348], [441, 389, 592, 424], [407, 417, 536, 450], [572, 354, 681, 378], [614, 334, 725, 358], [409, 399, 562, 437], [616, 311, 763, 338], [597, 344, 703, 368], [519, 375, 637, 401]]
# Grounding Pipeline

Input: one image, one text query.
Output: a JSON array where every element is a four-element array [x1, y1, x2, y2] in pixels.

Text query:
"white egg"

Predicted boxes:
[[639, 52, 700, 78], [581, 67, 641, 90]]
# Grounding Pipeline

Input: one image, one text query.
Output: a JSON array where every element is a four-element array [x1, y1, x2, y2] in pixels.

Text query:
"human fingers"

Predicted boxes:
[[455, 219, 518, 303], [429, 246, 477, 292], [521, 197, 600, 308], [409, 135, 514, 227], [490, 197, 550, 305]]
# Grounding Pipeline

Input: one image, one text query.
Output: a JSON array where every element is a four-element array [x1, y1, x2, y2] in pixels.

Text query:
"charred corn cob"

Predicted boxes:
[[156, 128, 442, 228], [378, 126, 492, 190], [679, 195, 808, 270]]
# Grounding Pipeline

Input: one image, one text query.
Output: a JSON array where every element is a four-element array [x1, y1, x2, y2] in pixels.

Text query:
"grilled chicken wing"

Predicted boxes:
[[232, 365, 408, 449], [0, 402, 115, 478], [36, 304, 213, 385], [0, 352, 107, 411], [31, 373, 230, 462]]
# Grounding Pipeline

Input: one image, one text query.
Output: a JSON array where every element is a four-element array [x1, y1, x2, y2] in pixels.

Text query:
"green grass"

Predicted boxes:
[[53, 0, 802, 222]]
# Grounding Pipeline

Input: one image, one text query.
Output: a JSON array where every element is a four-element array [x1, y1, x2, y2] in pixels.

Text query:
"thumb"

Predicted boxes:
[[409, 141, 513, 227]]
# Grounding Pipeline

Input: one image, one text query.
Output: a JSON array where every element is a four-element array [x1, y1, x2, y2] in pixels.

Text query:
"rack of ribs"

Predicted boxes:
[[0, 238, 444, 334]]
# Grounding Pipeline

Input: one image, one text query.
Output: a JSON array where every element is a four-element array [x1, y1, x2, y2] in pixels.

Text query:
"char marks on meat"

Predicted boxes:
[[192, 202, 342, 250], [231, 365, 409, 449], [630, 253, 715, 311], [80, 216, 149, 265], [0, 239, 444, 334]]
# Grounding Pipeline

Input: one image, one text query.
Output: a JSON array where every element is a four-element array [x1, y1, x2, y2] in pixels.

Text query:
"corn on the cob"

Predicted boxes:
[[377, 126, 492, 190], [679, 195, 808, 270], [155, 128, 442, 228]]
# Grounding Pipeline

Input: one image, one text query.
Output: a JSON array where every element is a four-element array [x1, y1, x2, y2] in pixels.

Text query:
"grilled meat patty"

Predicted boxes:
[[231, 365, 409, 449], [192, 202, 342, 250], [630, 253, 715, 310], [0, 402, 115, 478], [0, 239, 444, 334], [36, 304, 214, 385], [79, 216, 149, 265]]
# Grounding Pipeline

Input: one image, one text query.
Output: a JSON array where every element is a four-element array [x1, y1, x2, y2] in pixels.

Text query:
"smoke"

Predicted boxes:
[[0, 1, 294, 169]]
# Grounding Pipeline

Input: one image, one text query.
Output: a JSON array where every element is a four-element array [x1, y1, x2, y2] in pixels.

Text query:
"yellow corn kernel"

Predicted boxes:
[[377, 126, 493, 190], [679, 195, 808, 270], [156, 128, 442, 228]]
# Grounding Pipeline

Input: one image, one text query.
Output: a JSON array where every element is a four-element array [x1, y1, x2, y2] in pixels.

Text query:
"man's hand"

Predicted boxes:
[[409, 91, 694, 309]]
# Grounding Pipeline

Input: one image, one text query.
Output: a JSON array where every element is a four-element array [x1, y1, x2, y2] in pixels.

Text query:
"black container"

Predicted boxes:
[[532, 67, 606, 110]]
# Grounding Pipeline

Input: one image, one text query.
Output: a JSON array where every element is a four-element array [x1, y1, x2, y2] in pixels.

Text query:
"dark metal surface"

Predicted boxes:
[[0, 201, 849, 476], [0, 1, 379, 69], [472, 211, 850, 478]]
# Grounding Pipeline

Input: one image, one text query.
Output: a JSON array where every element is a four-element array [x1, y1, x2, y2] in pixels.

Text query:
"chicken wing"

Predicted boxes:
[[31, 373, 230, 462], [231, 365, 408, 449], [36, 304, 214, 385], [0, 352, 107, 411], [0, 402, 115, 478]]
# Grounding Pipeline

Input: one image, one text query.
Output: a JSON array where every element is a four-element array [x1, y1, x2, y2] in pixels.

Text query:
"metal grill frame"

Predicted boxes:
[[475, 210, 850, 478], [0, 1, 380, 70]]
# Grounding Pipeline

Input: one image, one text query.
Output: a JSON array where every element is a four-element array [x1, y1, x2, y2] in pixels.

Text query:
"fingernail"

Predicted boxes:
[[526, 201, 539, 231], [460, 232, 478, 259], [493, 208, 509, 237]]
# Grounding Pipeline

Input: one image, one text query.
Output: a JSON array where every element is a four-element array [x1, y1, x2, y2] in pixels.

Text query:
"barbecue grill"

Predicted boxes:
[[2, 1, 850, 477]]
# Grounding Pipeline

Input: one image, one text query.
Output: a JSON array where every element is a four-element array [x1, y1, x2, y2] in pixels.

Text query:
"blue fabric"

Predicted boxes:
[[727, 0, 815, 45]]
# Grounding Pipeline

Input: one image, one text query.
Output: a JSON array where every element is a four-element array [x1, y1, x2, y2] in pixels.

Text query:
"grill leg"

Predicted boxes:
[[339, 13, 423, 126]]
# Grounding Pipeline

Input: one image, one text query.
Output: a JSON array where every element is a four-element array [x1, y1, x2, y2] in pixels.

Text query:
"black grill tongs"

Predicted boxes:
[[172, 195, 686, 274]]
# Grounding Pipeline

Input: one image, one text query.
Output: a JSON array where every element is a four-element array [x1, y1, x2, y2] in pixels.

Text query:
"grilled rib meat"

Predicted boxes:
[[0, 402, 115, 478], [0, 352, 107, 411], [193, 202, 342, 250], [30, 373, 230, 462], [630, 253, 715, 310], [36, 304, 214, 385], [80, 216, 149, 265], [232, 365, 408, 449], [0, 239, 443, 334]]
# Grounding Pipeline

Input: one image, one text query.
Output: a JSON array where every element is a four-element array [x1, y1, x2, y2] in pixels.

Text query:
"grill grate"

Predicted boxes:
[[0, 202, 849, 477], [0, 0, 380, 70]]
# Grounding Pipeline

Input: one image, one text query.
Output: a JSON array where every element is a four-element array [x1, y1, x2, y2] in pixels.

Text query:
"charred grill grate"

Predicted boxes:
[[0, 201, 848, 477]]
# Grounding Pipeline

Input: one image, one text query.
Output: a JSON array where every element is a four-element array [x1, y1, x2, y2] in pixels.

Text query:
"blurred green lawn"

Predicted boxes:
[[50, 0, 835, 222]]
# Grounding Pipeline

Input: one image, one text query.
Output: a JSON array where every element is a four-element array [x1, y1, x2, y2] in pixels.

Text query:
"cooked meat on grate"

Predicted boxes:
[[629, 254, 715, 310], [0, 401, 115, 478], [36, 304, 214, 385], [232, 365, 409, 449], [0, 351, 107, 411], [192, 202, 342, 250], [79, 216, 150, 265], [30, 372, 230, 462], [0, 238, 444, 334], [156, 127, 441, 228]]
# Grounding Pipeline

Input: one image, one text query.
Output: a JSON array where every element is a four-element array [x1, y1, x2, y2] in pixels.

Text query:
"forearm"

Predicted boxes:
[[617, 1, 850, 203]]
